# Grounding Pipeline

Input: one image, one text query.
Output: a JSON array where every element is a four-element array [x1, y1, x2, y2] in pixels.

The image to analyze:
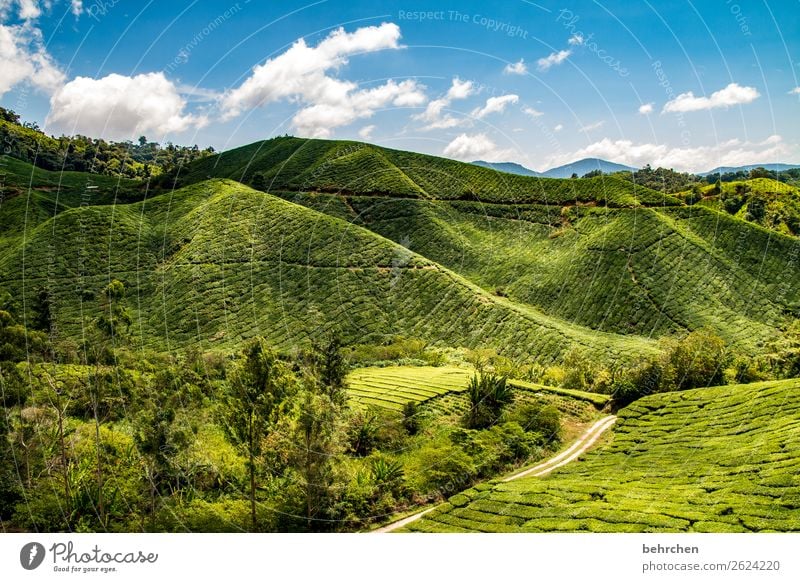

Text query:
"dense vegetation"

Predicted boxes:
[[0, 328, 597, 531], [405, 378, 800, 532], [1, 107, 214, 179]]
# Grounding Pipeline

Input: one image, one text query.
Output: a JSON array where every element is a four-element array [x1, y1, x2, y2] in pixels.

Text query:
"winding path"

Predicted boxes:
[[374, 415, 617, 533]]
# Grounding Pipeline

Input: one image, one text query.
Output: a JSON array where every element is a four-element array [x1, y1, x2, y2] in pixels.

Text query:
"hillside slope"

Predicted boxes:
[[406, 378, 800, 532], [0, 178, 653, 361], [164, 139, 800, 353], [168, 137, 678, 207], [276, 191, 799, 351]]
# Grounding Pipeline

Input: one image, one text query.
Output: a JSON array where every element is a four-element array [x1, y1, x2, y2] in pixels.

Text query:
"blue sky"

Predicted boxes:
[[1, 0, 798, 172]]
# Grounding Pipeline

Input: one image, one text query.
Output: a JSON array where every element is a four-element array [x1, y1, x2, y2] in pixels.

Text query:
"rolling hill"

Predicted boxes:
[[470, 160, 542, 177], [162, 137, 800, 355], [0, 177, 653, 362], [405, 378, 800, 532], [541, 158, 637, 178], [701, 163, 800, 176], [3, 138, 800, 364]]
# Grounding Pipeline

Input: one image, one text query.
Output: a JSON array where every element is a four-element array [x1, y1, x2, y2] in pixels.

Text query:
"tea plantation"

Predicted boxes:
[[405, 379, 800, 532]]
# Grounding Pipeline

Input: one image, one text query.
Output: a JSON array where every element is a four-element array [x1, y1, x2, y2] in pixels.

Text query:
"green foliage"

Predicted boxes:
[[508, 401, 562, 445], [0, 109, 213, 179], [610, 330, 729, 406], [223, 337, 296, 530], [465, 373, 513, 429], [621, 164, 701, 194], [402, 401, 420, 435], [174, 136, 678, 207]]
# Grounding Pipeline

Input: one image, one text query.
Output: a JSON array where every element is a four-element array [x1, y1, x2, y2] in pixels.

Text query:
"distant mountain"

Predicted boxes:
[[701, 163, 800, 176], [471, 160, 542, 177], [542, 158, 637, 178]]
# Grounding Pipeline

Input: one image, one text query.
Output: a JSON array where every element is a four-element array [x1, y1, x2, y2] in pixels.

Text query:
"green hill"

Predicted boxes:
[[163, 137, 800, 354], [4, 139, 798, 362], [0, 178, 653, 362], [169, 136, 679, 207], [697, 177, 800, 236], [406, 378, 800, 532]]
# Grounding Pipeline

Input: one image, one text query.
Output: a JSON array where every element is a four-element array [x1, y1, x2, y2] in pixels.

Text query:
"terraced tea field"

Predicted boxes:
[[405, 379, 800, 532], [347, 366, 611, 412], [347, 366, 472, 410]]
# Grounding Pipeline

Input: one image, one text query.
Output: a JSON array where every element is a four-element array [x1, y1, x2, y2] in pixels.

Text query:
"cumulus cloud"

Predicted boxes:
[[443, 133, 514, 162], [568, 33, 584, 45], [291, 78, 424, 137], [219, 22, 424, 137], [554, 124, 563, 132], [638, 102, 654, 115], [46, 72, 207, 140], [471, 94, 518, 119], [663, 82, 760, 113], [70, 0, 82, 16], [537, 49, 570, 71], [358, 124, 375, 139], [0, 22, 65, 97], [522, 106, 543, 118], [790, 87, 800, 95], [412, 77, 473, 131], [503, 59, 527, 75], [544, 134, 795, 174]]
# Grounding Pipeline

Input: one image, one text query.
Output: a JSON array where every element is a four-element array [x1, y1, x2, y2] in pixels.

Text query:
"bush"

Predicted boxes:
[[464, 373, 513, 429], [509, 402, 562, 445]]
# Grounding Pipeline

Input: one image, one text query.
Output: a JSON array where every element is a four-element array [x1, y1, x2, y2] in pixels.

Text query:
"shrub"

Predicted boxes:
[[509, 402, 562, 445], [464, 373, 513, 429]]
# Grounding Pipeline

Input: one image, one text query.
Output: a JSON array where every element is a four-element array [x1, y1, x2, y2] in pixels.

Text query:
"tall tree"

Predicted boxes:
[[223, 337, 294, 531]]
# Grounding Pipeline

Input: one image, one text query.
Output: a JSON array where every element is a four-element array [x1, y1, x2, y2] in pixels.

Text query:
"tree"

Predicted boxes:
[[224, 337, 294, 531], [666, 330, 728, 391], [0, 371, 21, 518], [292, 389, 341, 530], [312, 334, 349, 406]]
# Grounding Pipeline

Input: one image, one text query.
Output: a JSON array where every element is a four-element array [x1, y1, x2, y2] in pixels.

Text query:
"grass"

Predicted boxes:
[[2, 140, 799, 363], [405, 378, 800, 532]]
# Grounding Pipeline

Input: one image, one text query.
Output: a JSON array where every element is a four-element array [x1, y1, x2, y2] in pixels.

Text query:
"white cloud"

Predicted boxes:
[[46, 72, 207, 140], [790, 87, 800, 95], [554, 124, 563, 132], [412, 77, 473, 131], [522, 106, 543, 118], [443, 132, 514, 162], [579, 120, 605, 132], [291, 78, 424, 137], [219, 22, 423, 137], [544, 134, 795, 173], [17, 0, 40, 19], [568, 33, 584, 45], [537, 49, 571, 71], [638, 102, 654, 115], [70, 0, 82, 16], [503, 59, 527, 75], [663, 82, 760, 113], [446, 77, 473, 100], [358, 124, 375, 139], [0, 22, 65, 97], [471, 94, 518, 119]]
